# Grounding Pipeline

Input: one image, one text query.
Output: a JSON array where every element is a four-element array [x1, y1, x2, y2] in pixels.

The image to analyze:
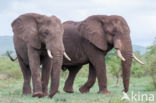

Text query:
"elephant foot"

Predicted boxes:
[[122, 89, 128, 93], [79, 87, 89, 93], [63, 87, 74, 93], [43, 92, 48, 96], [98, 89, 111, 95], [23, 91, 31, 95], [23, 89, 31, 95], [23, 87, 31, 95], [49, 90, 58, 98], [32, 91, 44, 98]]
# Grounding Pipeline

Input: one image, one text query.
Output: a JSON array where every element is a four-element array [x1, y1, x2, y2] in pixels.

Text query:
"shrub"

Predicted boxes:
[[145, 38, 156, 88]]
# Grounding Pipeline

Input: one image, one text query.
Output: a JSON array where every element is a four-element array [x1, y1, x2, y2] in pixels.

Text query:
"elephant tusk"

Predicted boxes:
[[132, 54, 144, 65], [64, 52, 71, 61], [47, 50, 53, 59], [116, 49, 126, 61]]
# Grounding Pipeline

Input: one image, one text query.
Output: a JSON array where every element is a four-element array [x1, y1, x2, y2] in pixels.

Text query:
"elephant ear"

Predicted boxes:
[[78, 20, 107, 51], [11, 14, 41, 49]]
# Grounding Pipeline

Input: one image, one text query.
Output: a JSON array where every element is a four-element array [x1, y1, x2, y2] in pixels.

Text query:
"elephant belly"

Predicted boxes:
[[63, 39, 88, 66], [63, 51, 88, 66]]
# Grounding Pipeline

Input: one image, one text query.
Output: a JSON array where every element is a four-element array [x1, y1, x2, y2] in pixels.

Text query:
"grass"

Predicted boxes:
[[0, 57, 156, 103]]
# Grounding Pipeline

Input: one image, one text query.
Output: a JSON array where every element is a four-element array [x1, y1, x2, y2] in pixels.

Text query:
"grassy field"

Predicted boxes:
[[0, 57, 156, 103]]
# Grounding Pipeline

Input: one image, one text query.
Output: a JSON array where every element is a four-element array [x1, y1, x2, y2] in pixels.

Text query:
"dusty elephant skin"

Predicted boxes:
[[12, 13, 65, 98], [61, 15, 142, 94]]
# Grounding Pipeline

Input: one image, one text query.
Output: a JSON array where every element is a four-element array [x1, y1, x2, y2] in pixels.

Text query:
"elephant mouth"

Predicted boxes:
[[47, 49, 71, 61], [116, 49, 144, 64]]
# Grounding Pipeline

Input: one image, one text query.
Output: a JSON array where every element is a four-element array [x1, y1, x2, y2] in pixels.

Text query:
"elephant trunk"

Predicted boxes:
[[114, 35, 132, 93], [121, 50, 132, 92], [49, 53, 63, 97]]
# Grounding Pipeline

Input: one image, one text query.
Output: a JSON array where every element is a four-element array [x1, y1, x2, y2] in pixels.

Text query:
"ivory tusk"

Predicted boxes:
[[116, 49, 126, 61], [47, 50, 53, 59], [133, 54, 144, 65], [64, 52, 71, 61]]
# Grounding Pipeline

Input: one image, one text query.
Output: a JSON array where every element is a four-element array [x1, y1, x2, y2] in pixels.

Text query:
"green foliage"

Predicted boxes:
[[0, 57, 21, 79], [145, 38, 156, 88], [106, 49, 121, 77], [106, 49, 145, 78], [131, 52, 145, 77]]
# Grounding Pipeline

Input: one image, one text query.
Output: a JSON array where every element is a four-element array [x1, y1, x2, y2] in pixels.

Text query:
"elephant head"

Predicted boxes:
[[12, 13, 70, 60], [79, 15, 143, 93]]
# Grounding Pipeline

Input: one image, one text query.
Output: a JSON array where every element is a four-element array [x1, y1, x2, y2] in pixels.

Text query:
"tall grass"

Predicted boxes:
[[0, 57, 21, 79]]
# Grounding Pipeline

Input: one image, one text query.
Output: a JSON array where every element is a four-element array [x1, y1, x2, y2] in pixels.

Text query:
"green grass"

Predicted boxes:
[[0, 57, 156, 103]]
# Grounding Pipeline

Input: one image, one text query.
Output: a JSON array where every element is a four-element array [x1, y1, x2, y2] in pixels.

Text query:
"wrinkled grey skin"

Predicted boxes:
[[12, 13, 64, 98], [62, 15, 132, 94]]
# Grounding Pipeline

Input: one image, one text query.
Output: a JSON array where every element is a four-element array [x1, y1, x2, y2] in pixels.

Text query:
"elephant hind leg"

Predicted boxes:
[[63, 66, 82, 93], [79, 63, 96, 93], [17, 55, 31, 95]]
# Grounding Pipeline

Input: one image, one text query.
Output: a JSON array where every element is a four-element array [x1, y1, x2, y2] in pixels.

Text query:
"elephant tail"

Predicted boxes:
[[7, 51, 17, 62]]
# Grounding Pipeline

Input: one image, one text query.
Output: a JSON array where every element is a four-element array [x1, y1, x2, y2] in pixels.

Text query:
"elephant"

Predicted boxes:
[[62, 15, 144, 94], [11, 13, 70, 98]]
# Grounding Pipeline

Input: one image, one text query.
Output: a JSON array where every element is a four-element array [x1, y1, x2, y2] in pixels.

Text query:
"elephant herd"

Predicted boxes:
[[9, 13, 144, 98]]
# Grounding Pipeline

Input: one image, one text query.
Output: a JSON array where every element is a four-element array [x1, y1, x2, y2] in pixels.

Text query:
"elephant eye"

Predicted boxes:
[[44, 31, 49, 35]]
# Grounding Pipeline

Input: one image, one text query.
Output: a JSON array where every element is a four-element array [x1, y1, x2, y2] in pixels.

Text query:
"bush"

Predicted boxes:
[[131, 53, 145, 77], [106, 49, 145, 78], [150, 58, 156, 88], [145, 38, 156, 88]]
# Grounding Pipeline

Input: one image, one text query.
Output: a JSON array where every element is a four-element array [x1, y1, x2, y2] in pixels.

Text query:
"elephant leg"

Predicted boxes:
[[17, 55, 31, 95], [79, 63, 96, 93], [91, 58, 110, 94], [84, 44, 110, 94], [63, 66, 82, 93], [41, 56, 52, 96], [28, 47, 43, 98]]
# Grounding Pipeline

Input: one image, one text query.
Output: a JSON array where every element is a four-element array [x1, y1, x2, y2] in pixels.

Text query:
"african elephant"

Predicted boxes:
[[62, 15, 144, 94], [11, 13, 70, 98]]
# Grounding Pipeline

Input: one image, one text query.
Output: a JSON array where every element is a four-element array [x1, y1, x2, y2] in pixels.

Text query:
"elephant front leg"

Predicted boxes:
[[63, 66, 81, 93], [28, 47, 43, 98], [87, 48, 111, 94], [49, 55, 63, 98], [95, 59, 110, 94], [79, 63, 96, 93], [41, 56, 52, 96]]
